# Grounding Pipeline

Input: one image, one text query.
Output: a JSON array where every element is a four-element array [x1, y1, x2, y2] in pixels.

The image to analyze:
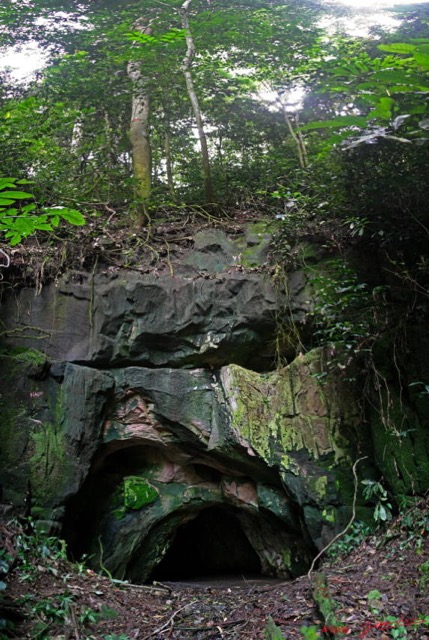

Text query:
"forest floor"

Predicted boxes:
[[1, 209, 266, 286], [1, 498, 429, 640], [0, 205, 336, 289]]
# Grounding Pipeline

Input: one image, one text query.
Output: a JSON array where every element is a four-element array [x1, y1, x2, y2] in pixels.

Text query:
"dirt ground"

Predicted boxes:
[[1, 498, 429, 640]]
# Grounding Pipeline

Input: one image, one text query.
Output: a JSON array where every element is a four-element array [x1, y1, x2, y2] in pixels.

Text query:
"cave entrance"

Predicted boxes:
[[149, 506, 262, 581]]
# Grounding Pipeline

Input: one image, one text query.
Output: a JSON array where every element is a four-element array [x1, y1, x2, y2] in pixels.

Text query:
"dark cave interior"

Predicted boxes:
[[149, 507, 262, 581], [62, 443, 308, 584]]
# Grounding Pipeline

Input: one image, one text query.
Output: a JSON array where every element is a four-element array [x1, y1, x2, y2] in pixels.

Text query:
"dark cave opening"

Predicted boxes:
[[149, 507, 262, 581]]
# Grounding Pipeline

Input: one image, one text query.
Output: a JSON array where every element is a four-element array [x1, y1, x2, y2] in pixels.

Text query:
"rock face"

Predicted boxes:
[[0, 269, 306, 370], [1, 226, 428, 582]]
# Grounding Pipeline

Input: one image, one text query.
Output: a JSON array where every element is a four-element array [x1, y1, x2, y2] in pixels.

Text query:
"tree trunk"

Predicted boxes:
[[164, 128, 176, 201], [127, 21, 152, 207], [283, 110, 308, 169], [179, 0, 214, 203]]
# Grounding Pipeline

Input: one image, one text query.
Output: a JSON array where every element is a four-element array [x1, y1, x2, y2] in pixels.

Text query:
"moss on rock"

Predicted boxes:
[[370, 391, 429, 495], [124, 476, 159, 510], [220, 350, 365, 543], [112, 476, 159, 520], [221, 349, 359, 470]]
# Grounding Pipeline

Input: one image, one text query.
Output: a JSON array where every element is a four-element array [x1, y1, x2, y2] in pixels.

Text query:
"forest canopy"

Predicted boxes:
[[0, 0, 428, 232]]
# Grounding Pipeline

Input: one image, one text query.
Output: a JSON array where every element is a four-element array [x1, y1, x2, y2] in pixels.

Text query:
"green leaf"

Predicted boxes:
[[264, 616, 284, 640], [0, 190, 33, 199], [372, 97, 395, 120], [378, 43, 416, 54], [389, 84, 429, 93], [34, 223, 54, 231], [300, 115, 368, 131], [369, 69, 423, 85], [5, 232, 22, 245], [413, 52, 429, 70], [0, 178, 18, 189], [21, 203, 37, 213], [374, 503, 388, 521], [45, 207, 85, 225], [415, 44, 429, 54]]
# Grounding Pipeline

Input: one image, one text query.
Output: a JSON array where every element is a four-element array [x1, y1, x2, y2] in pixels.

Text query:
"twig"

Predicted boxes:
[[142, 602, 193, 639], [111, 579, 172, 593], [151, 580, 174, 593], [307, 456, 368, 580], [176, 619, 246, 631], [69, 604, 80, 640]]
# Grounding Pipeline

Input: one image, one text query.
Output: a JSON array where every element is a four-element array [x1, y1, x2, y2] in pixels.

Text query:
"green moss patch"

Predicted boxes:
[[112, 476, 159, 519]]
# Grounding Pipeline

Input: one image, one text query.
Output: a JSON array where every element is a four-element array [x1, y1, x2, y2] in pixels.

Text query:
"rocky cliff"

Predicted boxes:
[[1, 224, 428, 582]]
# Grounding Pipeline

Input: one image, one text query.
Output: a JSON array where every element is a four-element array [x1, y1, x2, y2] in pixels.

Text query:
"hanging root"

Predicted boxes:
[[307, 456, 368, 580], [0, 249, 10, 268]]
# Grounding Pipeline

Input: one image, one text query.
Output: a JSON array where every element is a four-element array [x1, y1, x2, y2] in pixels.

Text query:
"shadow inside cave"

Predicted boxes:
[[148, 506, 262, 582], [62, 442, 314, 586]]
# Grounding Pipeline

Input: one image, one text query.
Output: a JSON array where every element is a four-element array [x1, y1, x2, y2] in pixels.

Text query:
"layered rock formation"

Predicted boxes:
[[1, 225, 428, 581]]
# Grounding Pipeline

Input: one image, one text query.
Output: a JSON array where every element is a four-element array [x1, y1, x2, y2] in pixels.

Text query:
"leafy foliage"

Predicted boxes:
[[264, 616, 285, 640], [0, 177, 85, 245], [310, 259, 372, 351], [326, 521, 372, 559], [362, 480, 393, 524]]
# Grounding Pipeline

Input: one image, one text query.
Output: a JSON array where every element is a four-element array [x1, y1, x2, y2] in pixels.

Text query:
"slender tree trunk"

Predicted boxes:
[[164, 128, 176, 200], [127, 21, 152, 207], [71, 117, 84, 151], [70, 116, 87, 173], [283, 110, 308, 169], [179, 0, 214, 203]]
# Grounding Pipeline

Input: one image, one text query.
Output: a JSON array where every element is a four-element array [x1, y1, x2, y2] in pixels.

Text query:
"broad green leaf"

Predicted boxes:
[[372, 97, 395, 120], [0, 198, 16, 206], [413, 52, 429, 70], [5, 231, 22, 245], [300, 115, 368, 131], [34, 223, 54, 231], [369, 69, 423, 85], [356, 81, 384, 91], [0, 190, 33, 199], [21, 203, 37, 213], [0, 178, 18, 189], [45, 207, 85, 225], [416, 44, 429, 54], [374, 503, 388, 521], [378, 43, 416, 54], [409, 104, 428, 115], [389, 84, 429, 93]]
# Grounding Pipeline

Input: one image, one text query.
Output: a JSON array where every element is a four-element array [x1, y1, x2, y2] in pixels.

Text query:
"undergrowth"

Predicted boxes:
[[0, 518, 121, 640]]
